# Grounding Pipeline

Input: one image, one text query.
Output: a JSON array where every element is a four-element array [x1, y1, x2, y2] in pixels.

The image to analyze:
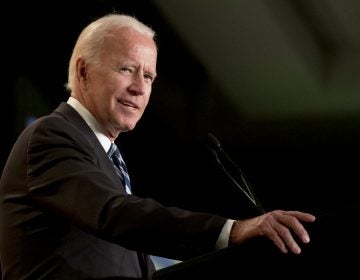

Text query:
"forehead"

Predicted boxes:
[[102, 27, 157, 67]]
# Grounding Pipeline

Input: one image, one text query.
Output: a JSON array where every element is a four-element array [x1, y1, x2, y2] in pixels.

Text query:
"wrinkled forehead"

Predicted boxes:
[[100, 28, 157, 71]]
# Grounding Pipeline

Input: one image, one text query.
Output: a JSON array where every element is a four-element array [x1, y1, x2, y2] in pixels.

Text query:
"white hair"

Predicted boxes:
[[65, 13, 156, 91]]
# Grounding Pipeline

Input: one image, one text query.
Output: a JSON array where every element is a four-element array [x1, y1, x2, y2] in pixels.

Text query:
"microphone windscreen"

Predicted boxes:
[[207, 133, 222, 151]]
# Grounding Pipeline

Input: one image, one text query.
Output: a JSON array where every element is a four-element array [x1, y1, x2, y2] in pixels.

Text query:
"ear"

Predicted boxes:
[[75, 57, 88, 90]]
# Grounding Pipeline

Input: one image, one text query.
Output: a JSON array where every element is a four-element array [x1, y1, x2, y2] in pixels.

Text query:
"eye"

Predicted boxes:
[[119, 67, 133, 73], [144, 73, 155, 83]]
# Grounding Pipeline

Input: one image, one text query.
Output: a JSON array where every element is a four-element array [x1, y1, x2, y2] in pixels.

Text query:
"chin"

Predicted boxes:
[[116, 117, 138, 132], [122, 122, 137, 132]]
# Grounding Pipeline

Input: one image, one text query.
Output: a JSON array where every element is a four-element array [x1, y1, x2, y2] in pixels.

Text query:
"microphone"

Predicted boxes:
[[207, 132, 222, 151], [206, 132, 265, 214]]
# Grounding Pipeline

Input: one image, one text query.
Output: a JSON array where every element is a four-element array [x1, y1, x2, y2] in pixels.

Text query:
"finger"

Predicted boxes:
[[286, 211, 316, 222], [277, 212, 312, 244], [271, 221, 302, 254], [261, 220, 289, 254]]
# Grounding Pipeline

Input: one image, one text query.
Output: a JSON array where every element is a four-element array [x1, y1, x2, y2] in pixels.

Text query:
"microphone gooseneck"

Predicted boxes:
[[206, 133, 265, 214]]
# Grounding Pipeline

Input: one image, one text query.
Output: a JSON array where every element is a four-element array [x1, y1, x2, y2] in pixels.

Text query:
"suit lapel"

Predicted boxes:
[[53, 102, 127, 194]]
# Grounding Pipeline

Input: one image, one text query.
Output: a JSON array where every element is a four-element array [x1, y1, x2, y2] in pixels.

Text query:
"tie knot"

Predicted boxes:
[[108, 143, 125, 166], [107, 143, 120, 158]]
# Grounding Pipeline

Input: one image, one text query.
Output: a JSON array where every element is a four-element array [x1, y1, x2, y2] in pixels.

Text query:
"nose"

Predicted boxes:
[[128, 73, 148, 96]]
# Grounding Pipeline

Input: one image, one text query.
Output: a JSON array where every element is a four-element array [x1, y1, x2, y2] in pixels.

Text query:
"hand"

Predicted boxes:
[[229, 210, 316, 254]]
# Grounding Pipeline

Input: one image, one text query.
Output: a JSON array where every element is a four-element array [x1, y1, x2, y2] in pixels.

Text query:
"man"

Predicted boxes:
[[0, 13, 315, 279]]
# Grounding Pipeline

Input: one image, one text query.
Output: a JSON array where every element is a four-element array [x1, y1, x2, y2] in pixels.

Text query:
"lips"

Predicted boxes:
[[118, 99, 139, 109]]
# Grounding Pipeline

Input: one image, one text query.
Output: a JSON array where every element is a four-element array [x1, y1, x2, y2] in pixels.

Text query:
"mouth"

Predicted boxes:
[[118, 99, 139, 110]]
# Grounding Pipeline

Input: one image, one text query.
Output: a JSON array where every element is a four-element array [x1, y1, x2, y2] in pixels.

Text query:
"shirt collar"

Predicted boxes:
[[67, 96, 112, 152]]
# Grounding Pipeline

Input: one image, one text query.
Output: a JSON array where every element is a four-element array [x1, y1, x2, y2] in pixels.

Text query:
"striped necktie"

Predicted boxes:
[[107, 143, 132, 194]]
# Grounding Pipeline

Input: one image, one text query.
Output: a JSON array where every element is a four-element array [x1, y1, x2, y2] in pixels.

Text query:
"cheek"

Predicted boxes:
[[144, 91, 151, 105], [99, 82, 117, 102]]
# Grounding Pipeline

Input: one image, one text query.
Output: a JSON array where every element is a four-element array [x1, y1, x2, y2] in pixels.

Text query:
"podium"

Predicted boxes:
[[153, 238, 289, 280], [153, 204, 360, 279]]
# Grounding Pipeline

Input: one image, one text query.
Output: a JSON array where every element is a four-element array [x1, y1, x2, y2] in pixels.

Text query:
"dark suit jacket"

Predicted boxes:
[[0, 102, 227, 279]]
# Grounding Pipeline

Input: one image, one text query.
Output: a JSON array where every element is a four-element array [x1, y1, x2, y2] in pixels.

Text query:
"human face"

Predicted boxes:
[[79, 27, 157, 140]]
